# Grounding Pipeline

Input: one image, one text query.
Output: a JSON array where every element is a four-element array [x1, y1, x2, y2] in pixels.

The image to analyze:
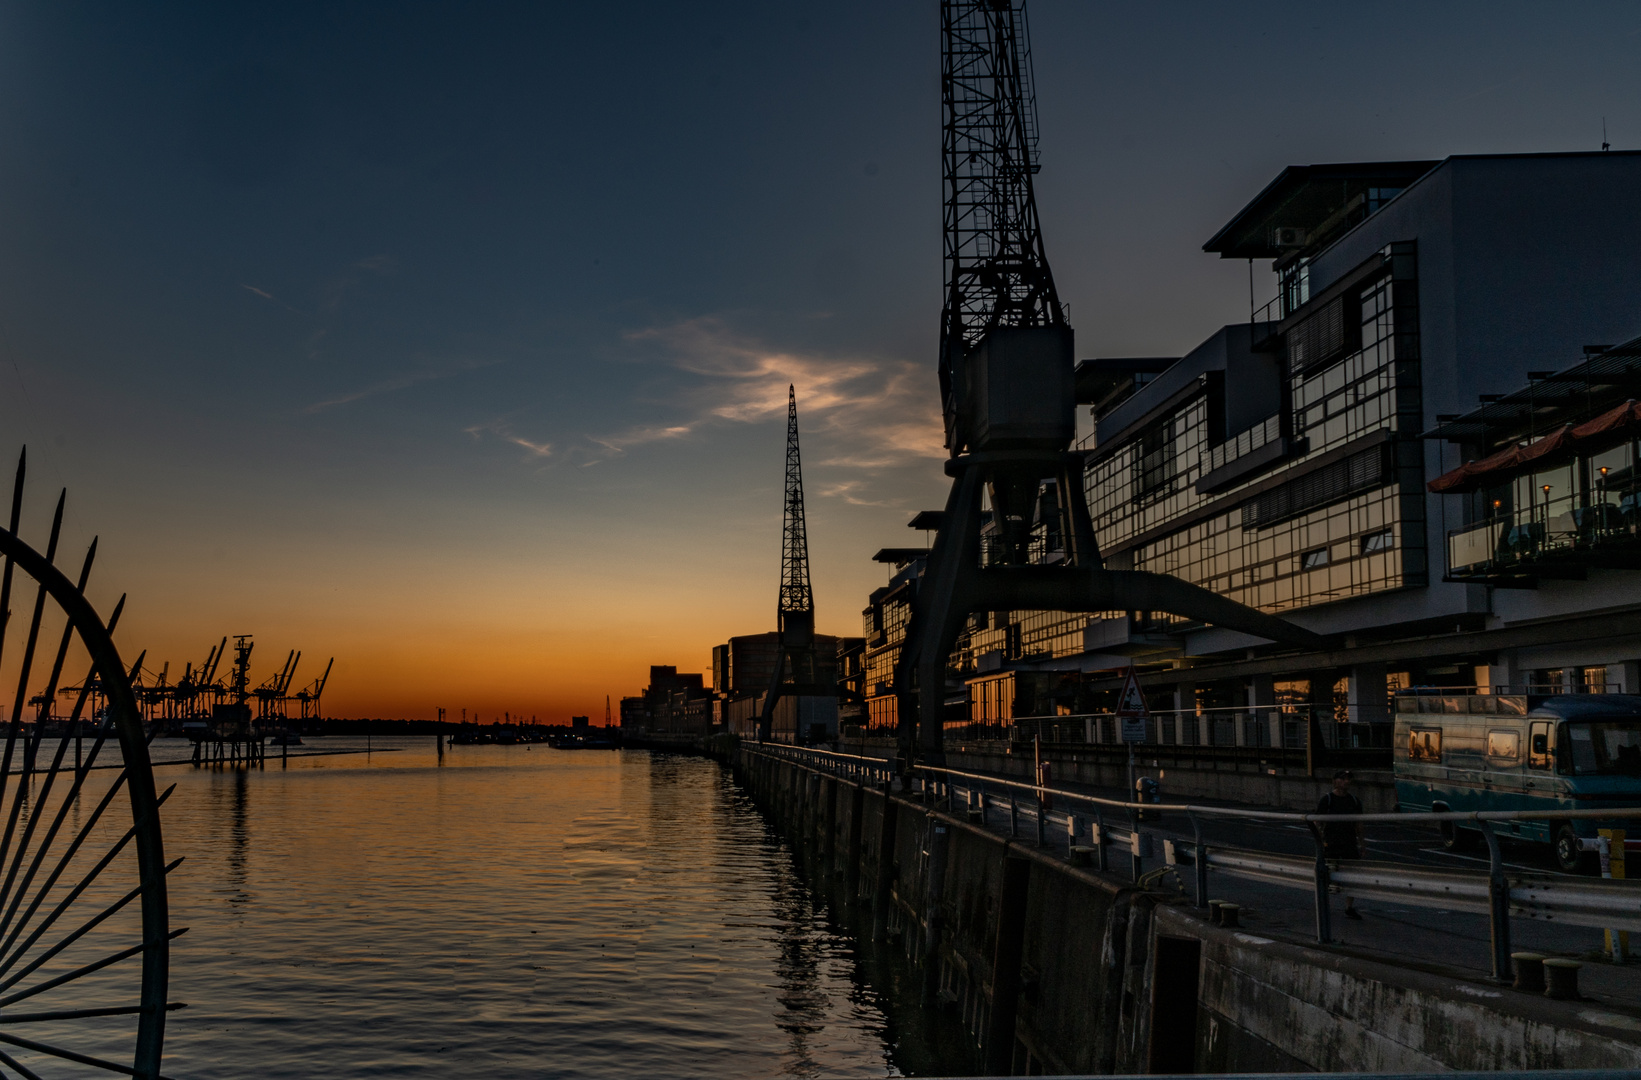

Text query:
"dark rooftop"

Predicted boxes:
[[873, 548, 929, 566], [1074, 357, 1177, 406], [907, 510, 945, 531], [1203, 160, 1439, 260]]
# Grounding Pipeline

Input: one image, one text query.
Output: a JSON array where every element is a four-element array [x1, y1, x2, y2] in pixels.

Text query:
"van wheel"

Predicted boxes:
[[1439, 816, 1476, 851], [1555, 825, 1594, 874]]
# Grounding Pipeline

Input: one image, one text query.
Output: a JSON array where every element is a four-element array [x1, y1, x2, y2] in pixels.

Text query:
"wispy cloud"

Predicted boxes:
[[569, 316, 945, 501], [464, 418, 554, 460], [240, 283, 276, 301], [306, 357, 500, 413]]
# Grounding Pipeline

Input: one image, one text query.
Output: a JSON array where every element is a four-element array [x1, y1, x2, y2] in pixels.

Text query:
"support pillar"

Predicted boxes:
[[1348, 663, 1390, 725]]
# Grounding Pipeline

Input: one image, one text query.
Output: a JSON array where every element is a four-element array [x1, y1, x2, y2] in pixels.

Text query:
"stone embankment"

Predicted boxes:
[[731, 744, 1641, 1074]]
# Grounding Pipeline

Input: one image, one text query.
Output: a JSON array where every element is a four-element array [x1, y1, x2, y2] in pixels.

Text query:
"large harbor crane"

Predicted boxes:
[[895, 0, 1326, 759]]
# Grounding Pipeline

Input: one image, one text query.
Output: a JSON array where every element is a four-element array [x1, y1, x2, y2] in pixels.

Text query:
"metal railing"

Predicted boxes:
[[1447, 487, 1641, 579], [743, 743, 1641, 984], [963, 707, 1391, 753], [1206, 414, 1281, 474]]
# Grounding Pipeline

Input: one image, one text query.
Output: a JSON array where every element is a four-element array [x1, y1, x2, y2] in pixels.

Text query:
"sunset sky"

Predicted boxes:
[[1, 2, 1638, 720]]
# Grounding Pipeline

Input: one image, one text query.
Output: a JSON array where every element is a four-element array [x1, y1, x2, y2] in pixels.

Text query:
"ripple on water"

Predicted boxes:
[[156, 739, 908, 1078]]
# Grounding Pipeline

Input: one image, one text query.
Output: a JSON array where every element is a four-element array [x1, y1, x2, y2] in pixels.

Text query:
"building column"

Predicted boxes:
[[1484, 655, 1518, 696], [1173, 682, 1196, 745], [1621, 661, 1641, 695], [1249, 674, 1277, 748], [1348, 663, 1390, 724]]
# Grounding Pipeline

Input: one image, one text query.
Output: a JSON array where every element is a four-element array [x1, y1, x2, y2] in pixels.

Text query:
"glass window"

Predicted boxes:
[[1486, 729, 1520, 763], [1301, 548, 1329, 570], [1529, 722, 1553, 769], [1583, 666, 1609, 693], [1409, 728, 1441, 762], [1360, 529, 1393, 555], [1564, 721, 1641, 775]]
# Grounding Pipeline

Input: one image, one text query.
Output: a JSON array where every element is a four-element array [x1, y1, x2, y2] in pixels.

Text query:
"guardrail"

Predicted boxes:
[[741, 743, 1641, 983]]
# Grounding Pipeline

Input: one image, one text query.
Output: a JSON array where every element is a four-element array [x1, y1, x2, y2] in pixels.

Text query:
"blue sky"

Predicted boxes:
[[0, 1, 1637, 717]]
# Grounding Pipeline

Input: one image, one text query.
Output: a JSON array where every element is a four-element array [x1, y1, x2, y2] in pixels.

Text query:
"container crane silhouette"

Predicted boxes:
[[295, 657, 333, 723]]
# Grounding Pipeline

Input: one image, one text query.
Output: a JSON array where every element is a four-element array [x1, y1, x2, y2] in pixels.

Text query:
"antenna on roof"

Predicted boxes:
[[1603, 117, 1610, 152]]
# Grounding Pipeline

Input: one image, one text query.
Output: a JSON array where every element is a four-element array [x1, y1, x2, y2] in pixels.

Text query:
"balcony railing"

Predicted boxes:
[[1206, 414, 1281, 475], [1445, 488, 1641, 584]]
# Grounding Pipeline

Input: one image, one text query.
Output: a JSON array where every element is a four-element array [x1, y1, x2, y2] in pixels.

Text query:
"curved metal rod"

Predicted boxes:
[[0, 527, 168, 1078]]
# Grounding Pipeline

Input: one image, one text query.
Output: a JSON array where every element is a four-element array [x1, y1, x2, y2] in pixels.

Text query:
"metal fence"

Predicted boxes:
[[743, 743, 1641, 984], [956, 706, 1391, 756]]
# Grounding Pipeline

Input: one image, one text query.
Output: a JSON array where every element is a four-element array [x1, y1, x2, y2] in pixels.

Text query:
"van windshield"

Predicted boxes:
[[1565, 721, 1641, 776]]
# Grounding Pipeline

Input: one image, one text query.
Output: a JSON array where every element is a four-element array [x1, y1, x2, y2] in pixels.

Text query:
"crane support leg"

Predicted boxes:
[[894, 455, 1329, 760]]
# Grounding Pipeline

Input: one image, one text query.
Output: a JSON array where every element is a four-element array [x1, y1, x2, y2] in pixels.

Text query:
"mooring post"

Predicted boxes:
[[1482, 822, 1513, 982], [1008, 794, 1018, 838]]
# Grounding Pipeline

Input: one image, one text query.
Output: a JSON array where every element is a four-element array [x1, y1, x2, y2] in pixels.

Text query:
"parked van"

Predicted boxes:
[[1393, 692, 1641, 871]]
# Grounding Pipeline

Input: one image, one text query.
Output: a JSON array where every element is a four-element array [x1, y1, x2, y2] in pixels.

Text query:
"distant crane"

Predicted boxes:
[[757, 386, 833, 743], [295, 657, 334, 723], [895, 0, 1326, 760], [254, 649, 301, 722]]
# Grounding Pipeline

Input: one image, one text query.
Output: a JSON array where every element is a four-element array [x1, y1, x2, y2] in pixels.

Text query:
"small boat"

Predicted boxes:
[[269, 732, 303, 747]]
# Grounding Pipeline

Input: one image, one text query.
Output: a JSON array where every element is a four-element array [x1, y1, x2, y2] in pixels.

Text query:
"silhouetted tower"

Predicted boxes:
[[894, 0, 1323, 763], [758, 386, 830, 741], [778, 385, 813, 621]]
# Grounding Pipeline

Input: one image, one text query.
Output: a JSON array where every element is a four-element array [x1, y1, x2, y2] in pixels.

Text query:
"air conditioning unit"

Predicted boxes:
[[1273, 226, 1307, 248]]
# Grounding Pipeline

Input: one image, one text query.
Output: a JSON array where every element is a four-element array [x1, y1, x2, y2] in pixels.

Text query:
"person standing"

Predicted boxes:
[[1316, 769, 1366, 920]]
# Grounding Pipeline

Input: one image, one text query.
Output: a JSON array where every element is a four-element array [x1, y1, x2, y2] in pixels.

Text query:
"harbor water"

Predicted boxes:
[[154, 738, 959, 1078]]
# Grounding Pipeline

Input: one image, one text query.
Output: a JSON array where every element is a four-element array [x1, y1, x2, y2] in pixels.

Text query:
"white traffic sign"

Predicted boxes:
[[1115, 664, 1149, 744]]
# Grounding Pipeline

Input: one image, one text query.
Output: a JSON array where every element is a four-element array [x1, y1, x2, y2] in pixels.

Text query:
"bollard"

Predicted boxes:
[[1599, 829, 1630, 961], [1543, 958, 1583, 1000], [1069, 845, 1094, 867], [1208, 899, 1225, 926], [1090, 818, 1108, 873], [1511, 952, 1547, 994], [1219, 903, 1241, 929], [1009, 795, 1019, 838], [1035, 791, 1046, 847]]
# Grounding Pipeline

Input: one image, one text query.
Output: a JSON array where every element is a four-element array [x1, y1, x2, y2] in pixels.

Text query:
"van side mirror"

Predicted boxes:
[[1531, 733, 1549, 755]]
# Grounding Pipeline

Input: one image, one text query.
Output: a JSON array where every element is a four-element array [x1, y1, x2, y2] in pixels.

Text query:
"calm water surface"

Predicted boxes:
[[156, 738, 934, 1078]]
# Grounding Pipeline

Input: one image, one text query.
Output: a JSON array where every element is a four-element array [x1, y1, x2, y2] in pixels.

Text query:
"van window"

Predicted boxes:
[[1529, 721, 1553, 769], [1409, 727, 1441, 763], [1564, 721, 1641, 776], [1486, 729, 1520, 763]]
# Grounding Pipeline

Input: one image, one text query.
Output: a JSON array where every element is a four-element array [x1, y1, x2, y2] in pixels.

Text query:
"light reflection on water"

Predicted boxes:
[[156, 738, 909, 1078]]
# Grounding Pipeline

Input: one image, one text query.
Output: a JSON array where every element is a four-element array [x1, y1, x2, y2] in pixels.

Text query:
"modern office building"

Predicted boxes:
[[871, 151, 1641, 744]]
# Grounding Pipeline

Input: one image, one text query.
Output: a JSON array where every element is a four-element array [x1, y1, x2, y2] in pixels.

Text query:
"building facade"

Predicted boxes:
[[896, 152, 1641, 744]]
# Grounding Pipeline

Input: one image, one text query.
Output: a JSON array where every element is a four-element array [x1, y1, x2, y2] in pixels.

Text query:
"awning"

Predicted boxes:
[[1427, 424, 1579, 494]]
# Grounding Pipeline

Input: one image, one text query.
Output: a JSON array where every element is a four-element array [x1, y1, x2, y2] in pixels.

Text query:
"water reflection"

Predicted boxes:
[[158, 740, 921, 1078]]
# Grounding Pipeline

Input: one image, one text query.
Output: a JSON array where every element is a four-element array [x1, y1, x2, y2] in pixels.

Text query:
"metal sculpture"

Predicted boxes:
[[896, 0, 1326, 759], [757, 386, 832, 741], [0, 449, 178, 1078]]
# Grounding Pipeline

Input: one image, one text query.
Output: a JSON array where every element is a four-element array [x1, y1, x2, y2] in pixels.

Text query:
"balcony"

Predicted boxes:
[[1444, 490, 1641, 586]]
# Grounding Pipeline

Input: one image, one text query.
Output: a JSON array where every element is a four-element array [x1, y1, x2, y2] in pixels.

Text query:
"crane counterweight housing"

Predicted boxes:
[[964, 324, 1074, 451]]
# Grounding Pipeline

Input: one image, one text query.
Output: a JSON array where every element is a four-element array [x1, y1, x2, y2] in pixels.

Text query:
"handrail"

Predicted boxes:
[[738, 741, 1641, 981], [913, 760, 1641, 825]]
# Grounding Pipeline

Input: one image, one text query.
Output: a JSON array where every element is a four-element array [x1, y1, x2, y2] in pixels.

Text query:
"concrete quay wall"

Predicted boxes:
[[732, 745, 1641, 1074]]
